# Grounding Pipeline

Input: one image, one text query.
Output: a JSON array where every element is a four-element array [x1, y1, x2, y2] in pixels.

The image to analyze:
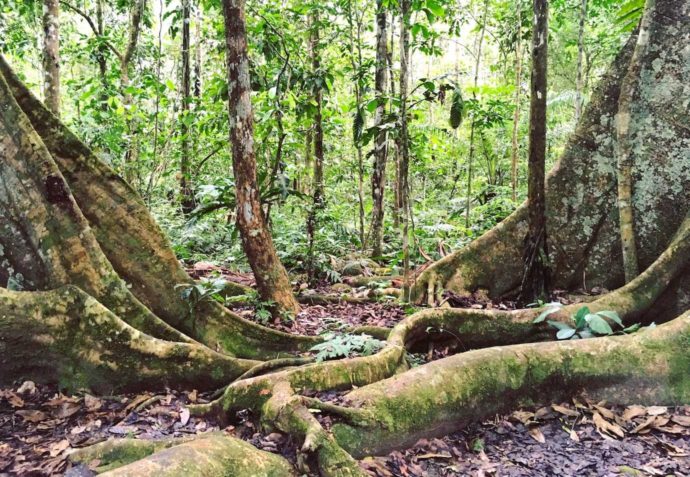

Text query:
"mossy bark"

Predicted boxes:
[[88, 433, 295, 477], [0, 54, 317, 360], [413, 1, 690, 312]]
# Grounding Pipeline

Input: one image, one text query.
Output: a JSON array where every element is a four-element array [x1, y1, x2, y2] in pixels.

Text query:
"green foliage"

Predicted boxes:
[[534, 305, 644, 340], [310, 333, 384, 362]]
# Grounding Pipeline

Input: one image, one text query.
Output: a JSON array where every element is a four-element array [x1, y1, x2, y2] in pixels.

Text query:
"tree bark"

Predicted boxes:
[[306, 11, 326, 285], [120, 0, 146, 185], [179, 0, 195, 214], [370, 0, 389, 258], [510, 3, 522, 202], [221, 0, 300, 316], [398, 0, 411, 301], [574, 0, 587, 123], [616, 0, 655, 283], [518, 0, 550, 305], [42, 0, 60, 116]]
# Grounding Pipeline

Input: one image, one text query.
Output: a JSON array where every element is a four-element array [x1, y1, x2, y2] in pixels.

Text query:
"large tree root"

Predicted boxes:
[[0, 286, 258, 392], [413, 0, 690, 308], [72, 433, 295, 476], [0, 55, 318, 360], [332, 310, 690, 456]]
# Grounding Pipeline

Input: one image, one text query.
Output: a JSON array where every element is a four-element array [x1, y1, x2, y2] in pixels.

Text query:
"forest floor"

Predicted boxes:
[[2, 264, 688, 476]]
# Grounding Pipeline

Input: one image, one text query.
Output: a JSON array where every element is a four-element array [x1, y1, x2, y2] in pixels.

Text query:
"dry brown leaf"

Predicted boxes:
[[511, 411, 535, 425], [528, 426, 546, 443], [646, 406, 668, 416], [592, 411, 625, 438], [569, 430, 580, 442], [593, 405, 615, 420], [671, 415, 690, 426], [552, 404, 579, 417], [49, 439, 70, 457], [632, 416, 656, 434], [188, 390, 198, 403], [51, 401, 80, 419], [84, 394, 102, 412], [124, 393, 152, 412], [15, 410, 48, 423], [416, 452, 451, 460], [622, 405, 647, 421]]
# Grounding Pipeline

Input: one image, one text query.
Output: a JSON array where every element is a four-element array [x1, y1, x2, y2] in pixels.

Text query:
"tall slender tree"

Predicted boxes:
[[370, 0, 389, 258], [306, 10, 326, 284], [399, 0, 411, 300], [42, 0, 60, 116], [179, 0, 195, 214], [519, 0, 550, 305], [574, 0, 587, 122], [221, 0, 300, 315], [511, 1, 523, 201]]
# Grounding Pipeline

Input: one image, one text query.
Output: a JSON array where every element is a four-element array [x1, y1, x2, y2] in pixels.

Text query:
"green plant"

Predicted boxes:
[[534, 304, 643, 340], [176, 278, 229, 331], [310, 333, 384, 362]]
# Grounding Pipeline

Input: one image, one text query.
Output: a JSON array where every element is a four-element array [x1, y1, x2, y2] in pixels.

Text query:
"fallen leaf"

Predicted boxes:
[[416, 452, 451, 459], [84, 394, 102, 411], [49, 439, 70, 457], [16, 381, 36, 395], [593, 411, 625, 438], [187, 390, 198, 403], [622, 405, 647, 422], [180, 408, 190, 426], [528, 426, 546, 443], [646, 406, 667, 416], [124, 394, 152, 412], [51, 401, 80, 419], [15, 410, 48, 423], [511, 410, 535, 425], [671, 415, 690, 426], [569, 429, 580, 442], [552, 404, 579, 417], [593, 405, 615, 420]]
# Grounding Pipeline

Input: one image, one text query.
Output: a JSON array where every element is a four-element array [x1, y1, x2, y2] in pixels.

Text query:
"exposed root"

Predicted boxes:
[[79, 433, 296, 476], [0, 286, 258, 392], [262, 382, 367, 477]]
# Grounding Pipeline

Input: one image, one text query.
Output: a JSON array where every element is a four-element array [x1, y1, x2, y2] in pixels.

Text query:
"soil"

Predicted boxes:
[[2, 383, 688, 476]]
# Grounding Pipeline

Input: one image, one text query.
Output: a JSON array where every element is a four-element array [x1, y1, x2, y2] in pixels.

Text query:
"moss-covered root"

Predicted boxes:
[[262, 382, 367, 477], [88, 433, 295, 477], [0, 54, 318, 360], [69, 436, 197, 473], [332, 311, 690, 457], [0, 286, 258, 393]]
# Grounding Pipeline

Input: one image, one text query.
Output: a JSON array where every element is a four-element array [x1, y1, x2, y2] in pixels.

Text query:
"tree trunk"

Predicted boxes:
[[179, 0, 195, 215], [574, 0, 587, 123], [370, 0, 389, 258], [398, 0, 411, 301], [41, 0, 60, 116], [121, 0, 145, 185], [222, 0, 300, 316], [518, 0, 550, 305], [464, 0, 489, 227], [510, 2, 522, 202], [306, 11, 326, 285], [616, 0, 655, 283]]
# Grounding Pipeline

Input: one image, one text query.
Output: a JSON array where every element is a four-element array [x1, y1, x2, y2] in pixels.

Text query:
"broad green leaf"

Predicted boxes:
[[573, 306, 590, 329], [533, 304, 562, 323], [557, 328, 577, 340], [588, 315, 614, 335], [596, 310, 623, 327]]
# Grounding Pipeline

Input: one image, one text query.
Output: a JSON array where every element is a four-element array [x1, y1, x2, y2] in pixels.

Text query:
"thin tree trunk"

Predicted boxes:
[[616, 0, 654, 283], [519, 0, 550, 305], [574, 0, 587, 123], [399, 0, 411, 301], [370, 0, 389, 258], [121, 0, 145, 185], [346, 0, 366, 251], [465, 0, 489, 227], [388, 18, 401, 228], [511, 2, 523, 202], [306, 12, 325, 284], [42, 0, 60, 116], [221, 0, 300, 315], [179, 0, 195, 214]]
